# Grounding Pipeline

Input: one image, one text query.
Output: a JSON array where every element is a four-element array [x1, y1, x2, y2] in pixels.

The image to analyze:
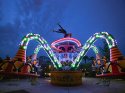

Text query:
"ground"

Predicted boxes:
[[0, 78, 125, 93]]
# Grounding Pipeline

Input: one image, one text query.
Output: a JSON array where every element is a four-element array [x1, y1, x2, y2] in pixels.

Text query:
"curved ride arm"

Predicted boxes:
[[33, 44, 99, 68], [71, 32, 117, 68], [33, 44, 99, 59], [20, 33, 62, 69], [91, 44, 99, 54]]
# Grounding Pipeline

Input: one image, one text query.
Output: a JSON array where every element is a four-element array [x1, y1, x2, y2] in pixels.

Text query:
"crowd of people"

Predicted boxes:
[[92, 56, 108, 74], [26, 56, 39, 74]]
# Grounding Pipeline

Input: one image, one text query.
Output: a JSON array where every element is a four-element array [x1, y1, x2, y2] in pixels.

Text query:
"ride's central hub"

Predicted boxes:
[[50, 25, 83, 86], [51, 37, 81, 70]]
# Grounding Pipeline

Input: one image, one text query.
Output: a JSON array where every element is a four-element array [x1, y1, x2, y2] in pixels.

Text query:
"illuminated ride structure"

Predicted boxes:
[[0, 25, 125, 85]]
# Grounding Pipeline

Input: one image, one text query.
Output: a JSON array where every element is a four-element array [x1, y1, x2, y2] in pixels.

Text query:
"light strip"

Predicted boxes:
[[51, 38, 81, 51], [51, 37, 81, 46]]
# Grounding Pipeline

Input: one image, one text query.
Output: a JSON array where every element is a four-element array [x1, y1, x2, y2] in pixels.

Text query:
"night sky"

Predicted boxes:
[[0, 0, 125, 58]]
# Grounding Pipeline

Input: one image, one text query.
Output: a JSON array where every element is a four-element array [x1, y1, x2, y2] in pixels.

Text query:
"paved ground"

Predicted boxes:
[[0, 77, 125, 93]]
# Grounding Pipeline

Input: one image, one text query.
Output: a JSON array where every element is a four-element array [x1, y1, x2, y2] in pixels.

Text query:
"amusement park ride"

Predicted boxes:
[[0, 24, 125, 86]]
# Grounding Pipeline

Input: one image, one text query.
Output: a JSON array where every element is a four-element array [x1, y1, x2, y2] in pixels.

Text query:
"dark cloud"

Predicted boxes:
[[0, 0, 70, 58]]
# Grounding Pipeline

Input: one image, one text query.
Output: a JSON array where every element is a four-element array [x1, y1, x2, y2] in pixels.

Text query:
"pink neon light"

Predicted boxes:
[[51, 38, 81, 46], [51, 38, 81, 51]]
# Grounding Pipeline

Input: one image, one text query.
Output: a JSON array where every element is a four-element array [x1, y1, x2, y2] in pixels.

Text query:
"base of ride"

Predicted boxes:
[[51, 71, 83, 86], [1, 31, 125, 85], [0, 71, 39, 78], [96, 60, 125, 78], [0, 61, 40, 80], [96, 47, 125, 78]]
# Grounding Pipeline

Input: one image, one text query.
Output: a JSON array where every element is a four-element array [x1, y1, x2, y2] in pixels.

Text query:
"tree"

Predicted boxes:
[[82, 55, 89, 64], [39, 56, 51, 65], [99, 40, 110, 61], [89, 56, 95, 63], [0, 57, 3, 63]]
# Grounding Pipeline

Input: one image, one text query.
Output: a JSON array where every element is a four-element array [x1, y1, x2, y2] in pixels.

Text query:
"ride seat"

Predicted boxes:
[[5, 62, 14, 72], [117, 59, 125, 68]]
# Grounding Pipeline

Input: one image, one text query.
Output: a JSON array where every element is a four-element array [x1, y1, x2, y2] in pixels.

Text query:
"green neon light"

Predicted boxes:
[[109, 44, 112, 48], [30, 33, 33, 35], [72, 32, 116, 68], [20, 33, 63, 69], [35, 36, 38, 39], [80, 51, 84, 56], [23, 46, 27, 50], [43, 39, 47, 43], [71, 64, 75, 67], [23, 38, 27, 41], [20, 32, 116, 70], [108, 36, 112, 40], [95, 34, 100, 38]]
